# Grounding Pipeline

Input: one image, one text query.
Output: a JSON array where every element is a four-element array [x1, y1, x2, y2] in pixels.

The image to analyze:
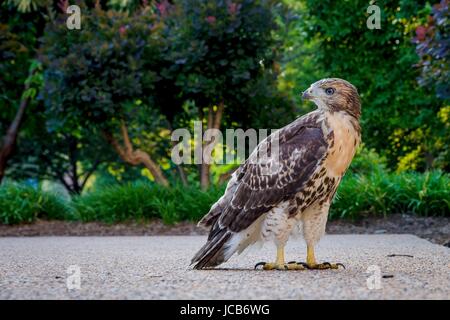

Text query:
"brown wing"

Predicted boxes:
[[221, 126, 328, 232], [192, 112, 330, 268]]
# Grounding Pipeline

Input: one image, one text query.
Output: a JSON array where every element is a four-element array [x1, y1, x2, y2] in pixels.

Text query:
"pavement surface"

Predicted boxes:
[[0, 235, 448, 300]]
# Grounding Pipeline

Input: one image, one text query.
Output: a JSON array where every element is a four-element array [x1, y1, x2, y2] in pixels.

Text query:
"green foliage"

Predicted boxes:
[[332, 145, 449, 220], [0, 3, 109, 195], [6, 0, 49, 13], [1, 169, 448, 225], [7, 126, 115, 194], [37, 4, 179, 188], [0, 4, 44, 133], [5, 59, 115, 194], [414, 0, 449, 99], [160, 0, 295, 128], [39, 6, 163, 131], [163, 0, 277, 102], [349, 146, 388, 175], [1, 0, 449, 225], [276, 0, 323, 109], [74, 181, 225, 224], [293, 0, 448, 171], [37, 1, 296, 187], [0, 182, 75, 224], [331, 170, 450, 219]]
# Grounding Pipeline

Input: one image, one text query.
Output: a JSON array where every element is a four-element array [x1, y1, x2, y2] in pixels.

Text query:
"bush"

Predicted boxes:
[[348, 146, 388, 175], [0, 182, 75, 224], [74, 181, 225, 224], [1, 170, 448, 225], [331, 170, 450, 219], [298, 0, 447, 171]]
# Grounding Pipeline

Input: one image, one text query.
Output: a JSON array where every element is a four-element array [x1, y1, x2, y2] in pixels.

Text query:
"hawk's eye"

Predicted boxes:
[[325, 87, 335, 95]]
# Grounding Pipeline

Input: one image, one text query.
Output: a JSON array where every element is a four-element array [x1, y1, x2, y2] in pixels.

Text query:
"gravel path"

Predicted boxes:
[[0, 235, 448, 299]]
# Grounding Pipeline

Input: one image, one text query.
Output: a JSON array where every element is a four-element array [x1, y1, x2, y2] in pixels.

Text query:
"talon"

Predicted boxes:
[[254, 260, 344, 271], [296, 262, 310, 269], [294, 261, 345, 270]]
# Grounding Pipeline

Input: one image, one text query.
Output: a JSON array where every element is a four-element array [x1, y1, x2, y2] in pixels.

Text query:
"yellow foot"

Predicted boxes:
[[254, 261, 306, 270], [297, 261, 345, 270]]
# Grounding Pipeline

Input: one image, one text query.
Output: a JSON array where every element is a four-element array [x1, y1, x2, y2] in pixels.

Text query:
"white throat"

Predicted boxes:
[[312, 98, 329, 111]]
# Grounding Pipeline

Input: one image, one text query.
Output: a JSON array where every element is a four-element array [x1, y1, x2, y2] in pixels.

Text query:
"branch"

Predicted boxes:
[[58, 175, 73, 194], [167, 122, 188, 186], [102, 129, 138, 165], [80, 158, 101, 190], [0, 70, 33, 183], [207, 106, 214, 129], [213, 101, 224, 130], [120, 120, 134, 155], [102, 125, 169, 186]]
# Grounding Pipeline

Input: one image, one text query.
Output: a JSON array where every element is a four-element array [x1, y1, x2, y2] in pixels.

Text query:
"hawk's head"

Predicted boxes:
[[302, 78, 361, 119]]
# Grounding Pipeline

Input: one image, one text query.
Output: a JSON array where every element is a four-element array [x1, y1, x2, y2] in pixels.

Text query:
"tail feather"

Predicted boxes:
[[198, 173, 239, 228], [191, 228, 232, 269], [197, 202, 222, 228]]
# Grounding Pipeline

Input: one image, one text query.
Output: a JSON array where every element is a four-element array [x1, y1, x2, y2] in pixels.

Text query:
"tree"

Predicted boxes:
[[39, 5, 170, 186], [6, 117, 115, 194], [413, 0, 449, 170], [297, 0, 447, 171], [414, 0, 449, 100], [161, 0, 289, 189], [0, 62, 42, 183], [0, 0, 50, 183], [1, 1, 123, 191]]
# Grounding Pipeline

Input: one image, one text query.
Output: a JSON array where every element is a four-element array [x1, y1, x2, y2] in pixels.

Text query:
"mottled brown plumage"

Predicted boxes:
[[192, 78, 361, 270]]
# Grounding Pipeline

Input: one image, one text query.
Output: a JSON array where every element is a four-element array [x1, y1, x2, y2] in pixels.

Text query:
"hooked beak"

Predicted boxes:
[[302, 90, 313, 100]]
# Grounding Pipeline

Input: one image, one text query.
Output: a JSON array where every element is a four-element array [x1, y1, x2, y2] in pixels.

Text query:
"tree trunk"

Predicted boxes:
[[167, 123, 188, 186], [68, 136, 82, 194], [0, 87, 31, 184], [79, 159, 100, 191], [172, 147, 188, 186], [200, 102, 224, 190], [56, 158, 100, 195], [103, 121, 169, 187], [424, 151, 434, 171]]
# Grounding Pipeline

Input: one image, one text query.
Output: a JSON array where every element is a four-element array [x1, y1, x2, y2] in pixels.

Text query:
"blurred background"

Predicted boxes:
[[0, 0, 448, 229]]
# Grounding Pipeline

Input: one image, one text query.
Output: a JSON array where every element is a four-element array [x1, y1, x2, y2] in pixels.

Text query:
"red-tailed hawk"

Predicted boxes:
[[192, 78, 361, 270]]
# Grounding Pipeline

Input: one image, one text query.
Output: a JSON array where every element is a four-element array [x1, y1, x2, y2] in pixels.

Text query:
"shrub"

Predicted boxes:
[[348, 146, 388, 175], [331, 170, 450, 219], [1, 170, 448, 225], [74, 181, 225, 224], [70, 171, 450, 223], [0, 182, 75, 224], [299, 0, 447, 171], [414, 0, 449, 100]]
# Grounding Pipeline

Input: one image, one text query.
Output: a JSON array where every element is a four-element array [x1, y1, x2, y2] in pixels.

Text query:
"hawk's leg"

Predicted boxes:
[[255, 246, 306, 271], [299, 204, 344, 270], [296, 245, 345, 270]]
